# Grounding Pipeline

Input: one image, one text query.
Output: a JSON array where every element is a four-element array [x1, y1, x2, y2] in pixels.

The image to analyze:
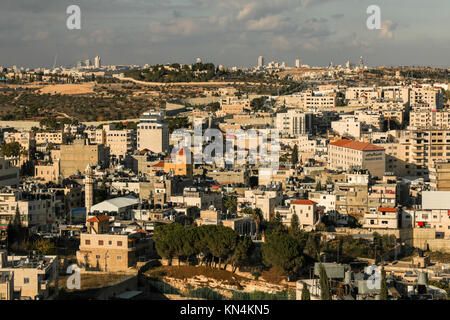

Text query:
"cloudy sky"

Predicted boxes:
[[1, 0, 449, 68]]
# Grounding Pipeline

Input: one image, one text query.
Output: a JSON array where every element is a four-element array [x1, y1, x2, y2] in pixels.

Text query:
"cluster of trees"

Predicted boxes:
[[165, 116, 190, 133], [0, 92, 151, 121], [154, 224, 253, 272], [0, 141, 22, 157], [6, 208, 55, 255], [39, 117, 78, 130], [125, 63, 218, 83]]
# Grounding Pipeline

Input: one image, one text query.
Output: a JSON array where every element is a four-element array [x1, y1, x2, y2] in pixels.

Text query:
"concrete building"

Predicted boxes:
[[237, 189, 282, 220], [328, 139, 386, 178], [0, 158, 19, 187], [363, 207, 400, 229], [137, 111, 169, 154], [0, 250, 58, 300], [58, 141, 109, 178], [76, 216, 153, 272], [331, 118, 362, 139], [276, 109, 314, 137]]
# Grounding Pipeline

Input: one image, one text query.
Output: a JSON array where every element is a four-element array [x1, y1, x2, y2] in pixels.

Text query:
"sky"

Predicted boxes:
[[0, 0, 449, 69]]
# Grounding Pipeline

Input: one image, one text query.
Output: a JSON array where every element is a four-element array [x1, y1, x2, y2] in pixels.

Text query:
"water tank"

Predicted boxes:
[[418, 272, 428, 285]]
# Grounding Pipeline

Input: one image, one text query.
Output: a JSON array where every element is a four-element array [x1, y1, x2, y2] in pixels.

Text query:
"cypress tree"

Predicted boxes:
[[380, 267, 388, 300], [319, 263, 332, 300], [301, 283, 311, 300]]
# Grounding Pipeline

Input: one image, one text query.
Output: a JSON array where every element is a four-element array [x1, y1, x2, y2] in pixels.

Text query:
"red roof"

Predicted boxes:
[[151, 162, 165, 168], [329, 139, 385, 152], [378, 207, 397, 212], [291, 199, 317, 205], [86, 215, 110, 223]]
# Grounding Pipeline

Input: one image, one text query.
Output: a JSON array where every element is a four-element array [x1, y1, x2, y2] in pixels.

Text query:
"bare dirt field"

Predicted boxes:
[[39, 83, 95, 95]]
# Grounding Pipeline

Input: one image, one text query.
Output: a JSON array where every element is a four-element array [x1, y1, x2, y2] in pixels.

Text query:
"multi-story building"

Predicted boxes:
[[137, 111, 169, 154], [237, 188, 282, 220], [276, 109, 314, 137], [409, 85, 443, 108], [58, 140, 109, 178], [35, 132, 66, 145], [331, 118, 362, 139], [0, 250, 58, 300], [328, 139, 386, 178], [363, 207, 400, 229], [0, 190, 56, 231], [76, 216, 153, 272], [0, 158, 19, 187]]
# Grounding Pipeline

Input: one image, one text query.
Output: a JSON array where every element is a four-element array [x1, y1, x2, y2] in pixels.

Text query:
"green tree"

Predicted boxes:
[[291, 144, 299, 165], [224, 196, 237, 214], [1, 141, 21, 157], [229, 236, 252, 273], [290, 213, 299, 233], [319, 263, 332, 300], [262, 231, 305, 278], [301, 283, 311, 300]]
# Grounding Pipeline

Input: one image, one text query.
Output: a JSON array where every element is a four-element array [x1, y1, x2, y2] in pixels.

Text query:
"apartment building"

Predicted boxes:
[[290, 199, 319, 229], [363, 207, 400, 229], [0, 191, 56, 231], [368, 183, 397, 212], [409, 86, 443, 108], [0, 158, 19, 187], [137, 111, 169, 154], [3, 131, 35, 151], [35, 132, 66, 145], [410, 108, 450, 129], [104, 125, 135, 158], [429, 162, 450, 191], [328, 139, 386, 178], [276, 109, 314, 137], [237, 189, 282, 220], [308, 191, 336, 213], [331, 118, 362, 139], [0, 250, 58, 300], [170, 187, 222, 211]]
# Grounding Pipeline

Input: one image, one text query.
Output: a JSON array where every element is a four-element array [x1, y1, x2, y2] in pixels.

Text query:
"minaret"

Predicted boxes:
[[84, 164, 94, 218]]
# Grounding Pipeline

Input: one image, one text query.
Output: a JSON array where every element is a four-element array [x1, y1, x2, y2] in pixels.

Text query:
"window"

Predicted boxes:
[[85, 240, 90, 245], [117, 255, 122, 260], [98, 240, 104, 246], [117, 241, 123, 247], [24, 278, 29, 284], [108, 241, 112, 245]]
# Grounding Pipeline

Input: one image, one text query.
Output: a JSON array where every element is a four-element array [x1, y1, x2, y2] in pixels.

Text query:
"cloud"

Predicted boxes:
[[379, 20, 398, 39]]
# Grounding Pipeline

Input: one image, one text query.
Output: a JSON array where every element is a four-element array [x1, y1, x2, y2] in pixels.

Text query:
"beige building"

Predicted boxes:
[[137, 111, 169, 154], [409, 86, 443, 108], [58, 141, 109, 178], [0, 251, 58, 300], [363, 207, 400, 229], [328, 139, 386, 178], [0, 191, 56, 231], [0, 158, 19, 187], [276, 110, 313, 137], [76, 216, 153, 272], [34, 160, 60, 183], [237, 189, 282, 220], [4, 131, 35, 151], [331, 118, 362, 139], [35, 132, 66, 145]]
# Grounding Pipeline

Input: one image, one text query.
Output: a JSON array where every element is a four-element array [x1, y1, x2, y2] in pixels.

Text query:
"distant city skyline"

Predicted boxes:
[[1, 0, 450, 68]]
